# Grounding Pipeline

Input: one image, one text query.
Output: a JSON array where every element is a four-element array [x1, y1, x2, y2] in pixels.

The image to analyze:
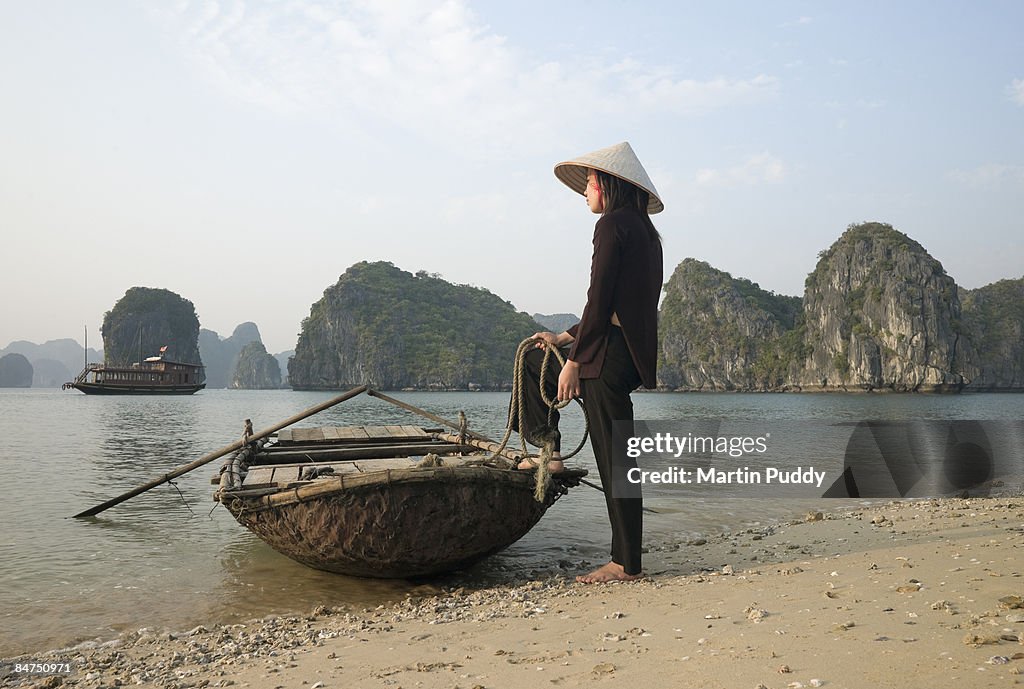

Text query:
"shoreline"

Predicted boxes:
[[4, 496, 1023, 688], [280, 385, 1024, 394]]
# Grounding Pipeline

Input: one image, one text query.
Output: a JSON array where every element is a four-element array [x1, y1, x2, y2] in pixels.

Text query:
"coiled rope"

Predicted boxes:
[[488, 336, 590, 501]]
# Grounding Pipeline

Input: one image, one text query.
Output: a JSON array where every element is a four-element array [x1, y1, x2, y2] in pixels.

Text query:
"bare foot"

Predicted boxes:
[[517, 455, 564, 472], [575, 561, 643, 584]]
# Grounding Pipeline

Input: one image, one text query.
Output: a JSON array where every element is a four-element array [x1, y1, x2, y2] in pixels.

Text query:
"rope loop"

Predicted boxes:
[[487, 336, 590, 501]]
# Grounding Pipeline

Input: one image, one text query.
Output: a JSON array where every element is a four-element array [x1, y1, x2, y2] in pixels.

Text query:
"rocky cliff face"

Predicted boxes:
[[289, 261, 540, 390], [653, 222, 1016, 393], [960, 277, 1024, 390], [199, 322, 264, 388], [658, 259, 803, 390], [797, 223, 965, 392], [230, 341, 282, 389], [101, 287, 202, 369], [0, 353, 33, 387]]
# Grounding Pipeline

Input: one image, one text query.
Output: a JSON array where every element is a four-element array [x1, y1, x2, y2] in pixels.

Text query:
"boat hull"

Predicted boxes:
[[221, 466, 555, 578], [72, 382, 205, 395]]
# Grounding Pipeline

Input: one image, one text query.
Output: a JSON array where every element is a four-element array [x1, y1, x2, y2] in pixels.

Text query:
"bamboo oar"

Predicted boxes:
[[72, 384, 370, 518]]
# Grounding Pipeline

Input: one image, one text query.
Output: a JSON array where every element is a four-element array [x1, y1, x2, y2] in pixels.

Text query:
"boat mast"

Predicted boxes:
[[84, 325, 87, 368]]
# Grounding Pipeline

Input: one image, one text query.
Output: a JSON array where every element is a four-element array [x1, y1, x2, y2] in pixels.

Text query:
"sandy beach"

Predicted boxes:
[[3, 496, 1023, 689]]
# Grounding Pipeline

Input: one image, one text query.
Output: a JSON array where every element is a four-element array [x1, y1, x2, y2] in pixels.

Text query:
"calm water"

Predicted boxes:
[[1, 388, 1022, 656]]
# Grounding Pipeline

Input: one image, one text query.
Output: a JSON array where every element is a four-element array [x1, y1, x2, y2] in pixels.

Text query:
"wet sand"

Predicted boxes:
[[3, 496, 1023, 688]]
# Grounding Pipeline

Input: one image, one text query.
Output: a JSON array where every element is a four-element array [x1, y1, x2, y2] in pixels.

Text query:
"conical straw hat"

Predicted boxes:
[[554, 141, 664, 214]]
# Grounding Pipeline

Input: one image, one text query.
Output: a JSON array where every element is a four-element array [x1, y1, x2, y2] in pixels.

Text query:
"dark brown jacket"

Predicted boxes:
[[566, 208, 663, 389]]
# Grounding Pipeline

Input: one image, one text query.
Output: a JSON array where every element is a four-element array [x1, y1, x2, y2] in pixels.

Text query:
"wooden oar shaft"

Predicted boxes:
[[366, 389, 493, 442], [72, 384, 369, 518]]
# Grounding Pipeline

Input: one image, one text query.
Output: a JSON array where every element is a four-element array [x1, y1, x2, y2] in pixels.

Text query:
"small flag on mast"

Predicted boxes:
[[159, 345, 168, 353]]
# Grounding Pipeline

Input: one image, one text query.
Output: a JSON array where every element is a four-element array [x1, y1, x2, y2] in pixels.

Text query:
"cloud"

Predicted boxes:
[[620, 68, 779, 114], [147, 0, 779, 157], [948, 163, 1024, 189], [779, 16, 813, 28], [695, 152, 787, 188], [1007, 78, 1024, 106]]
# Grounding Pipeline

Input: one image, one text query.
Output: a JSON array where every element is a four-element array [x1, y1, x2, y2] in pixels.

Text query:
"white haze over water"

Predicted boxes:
[[1, 2, 1022, 353]]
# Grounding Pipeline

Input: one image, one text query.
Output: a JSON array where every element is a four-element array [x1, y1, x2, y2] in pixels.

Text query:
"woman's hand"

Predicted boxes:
[[532, 331, 573, 350], [558, 359, 581, 401], [532, 331, 559, 349]]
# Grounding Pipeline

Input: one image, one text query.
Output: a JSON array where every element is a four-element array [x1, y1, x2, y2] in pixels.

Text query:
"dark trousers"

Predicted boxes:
[[512, 327, 644, 574]]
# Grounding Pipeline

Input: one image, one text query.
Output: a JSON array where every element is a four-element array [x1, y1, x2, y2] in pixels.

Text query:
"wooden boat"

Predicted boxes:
[[63, 355, 205, 395], [213, 424, 585, 578]]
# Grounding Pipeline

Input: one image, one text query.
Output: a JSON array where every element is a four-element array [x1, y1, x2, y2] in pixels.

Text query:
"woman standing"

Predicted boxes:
[[518, 141, 663, 583]]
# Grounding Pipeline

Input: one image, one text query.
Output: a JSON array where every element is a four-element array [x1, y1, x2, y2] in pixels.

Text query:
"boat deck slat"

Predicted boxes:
[[363, 425, 391, 439], [338, 426, 370, 440], [275, 424, 433, 446], [293, 427, 323, 443]]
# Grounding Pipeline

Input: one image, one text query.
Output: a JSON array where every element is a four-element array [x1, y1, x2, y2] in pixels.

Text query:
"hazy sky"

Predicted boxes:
[[2, 1, 1021, 354]]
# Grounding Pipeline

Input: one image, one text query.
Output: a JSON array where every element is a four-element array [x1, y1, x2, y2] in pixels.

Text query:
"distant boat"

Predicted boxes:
[[63, 354, 205, 395]]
